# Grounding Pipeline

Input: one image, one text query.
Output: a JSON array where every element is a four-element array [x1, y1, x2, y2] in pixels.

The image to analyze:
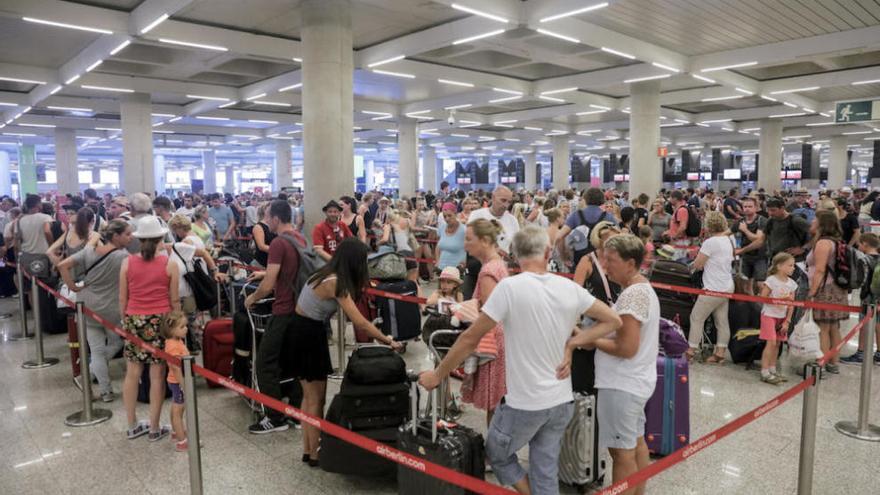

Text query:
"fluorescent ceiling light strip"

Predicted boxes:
[[85, 60, 103, 72], [18, 123, 55, 128], [701, 95, 744, 102], [489, 96, 521, 103], [541, 87, 578, 95], [82, 85, 133, 93], [158, 38, 228, 52], [493, 120, 517, 124], [734, 88, 754, 95], [700, 61, 758, 72], [760, 95, 777, 102], [699, 119, 732, 124], [538, 95, 566, 103], [22, 17, 112, 34], [0, 76, 46, 85], [651, 62, 680, 73], [691, 74, 716, 84], [245, 93, 266, 101], [492, 88, 522, 95], [802, 107, 815, 113], [785, 135, 812, 139], [218, 101, 237, 108], [2, 132, 36, 137], [601, 47, 636, 59], [406, 110, 431, 115], [675, 119, 691, 124], [450, 4, 509, 23], [64, 74, 81, 85], [152, 113, 176, 118], [278, 83, 302, 92], [153, 130, 173, 134], [589, 104, 611, 110], [186, 94, 229, 101], [623, 74, 670, 84], [768, 112, 806, 118], [842, 131, 871, 135], [769, 86, 820, 95], [48, 106, 91, 112], [372, 69, 415, 79], [248, 119, 279, 124], [109, 40, 131, 56], [819, 112, 830, 117], [253, 100, 292, 107], [806, 121, 835, 126], [444, 104, 472, 110], [852, 79, 880, 86], [168, 116, 182, 122], [49, 85, 62, 95], [536, 28, 580, 44], [371, 116, 392, 121], [459, 120, 481, 127], [450, 133, 468, 138], [438, 79, 474, 88], [362, 110, 391, 116], [95, 127, 121, 131], [575, 110, 607, 115], [539, 2, 609, 22], [194, 116, 229, 121], [783, 102, 798, 108], [140, 13, 169, 34], [524, 126, 544, 131], [367, 55, 405, 68], [452, 29, 505, 45]]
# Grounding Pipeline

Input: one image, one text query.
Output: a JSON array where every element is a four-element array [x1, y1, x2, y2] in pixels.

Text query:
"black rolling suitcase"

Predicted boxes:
[[375, 280, 421, 341], [319, 346, 409, 478], [651, 259, 698, 329], [397, 378, 486, 495]]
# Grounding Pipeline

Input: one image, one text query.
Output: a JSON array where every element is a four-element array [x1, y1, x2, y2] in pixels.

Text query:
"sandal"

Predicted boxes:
[[705, 353, 726, 364], [685, 348, 697, 362]]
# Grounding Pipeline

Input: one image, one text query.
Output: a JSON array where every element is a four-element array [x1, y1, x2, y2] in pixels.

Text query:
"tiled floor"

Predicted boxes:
[[0, 294, 878, 495]]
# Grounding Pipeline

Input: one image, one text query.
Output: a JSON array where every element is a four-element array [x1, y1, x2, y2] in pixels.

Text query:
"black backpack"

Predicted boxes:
[[569, 209, 612, 268], [679, 206, 701, 238]]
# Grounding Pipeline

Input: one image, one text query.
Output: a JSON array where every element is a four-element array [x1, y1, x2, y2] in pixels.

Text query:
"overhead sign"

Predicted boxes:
[[835, 100, 880, 123], [657, 147, 668, 157]]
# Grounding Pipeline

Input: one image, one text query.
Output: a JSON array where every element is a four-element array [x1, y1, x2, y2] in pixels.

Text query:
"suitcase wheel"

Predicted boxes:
[[678, 435, 688, 444], [680, 375, 688, 384], [646, 434, 654, 442]]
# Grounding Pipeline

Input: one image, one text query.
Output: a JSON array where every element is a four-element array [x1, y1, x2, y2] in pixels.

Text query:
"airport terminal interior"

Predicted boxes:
[[1, 0, 880, 494]]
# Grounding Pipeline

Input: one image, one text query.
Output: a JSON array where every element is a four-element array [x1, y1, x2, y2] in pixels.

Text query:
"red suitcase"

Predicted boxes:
[[353, 293, 378, 343], [203, 318, 234, 388]]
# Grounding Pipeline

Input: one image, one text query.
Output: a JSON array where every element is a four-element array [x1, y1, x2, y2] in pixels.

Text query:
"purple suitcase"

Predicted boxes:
[[644, 355, 689, 456]]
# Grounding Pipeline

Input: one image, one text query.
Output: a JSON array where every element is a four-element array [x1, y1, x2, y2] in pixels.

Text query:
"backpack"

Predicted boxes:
[[568, 209, 611, 267], [278, 232, 325, 298], [831, 240, 868, 291], [679, 206, 701, 238]]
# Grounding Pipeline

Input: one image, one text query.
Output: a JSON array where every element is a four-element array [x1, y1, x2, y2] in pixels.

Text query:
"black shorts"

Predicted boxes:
[[740, 256, 768, 282], [399, 250, 417, 271], [287, 314, 333, 382]]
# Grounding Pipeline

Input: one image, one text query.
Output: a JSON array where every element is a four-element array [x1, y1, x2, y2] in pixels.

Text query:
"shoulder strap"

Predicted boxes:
[[577, 209, 587, 226], [171, 244, 192, 273], [589, 251, 613, 303], [83, 248, 119, 277]]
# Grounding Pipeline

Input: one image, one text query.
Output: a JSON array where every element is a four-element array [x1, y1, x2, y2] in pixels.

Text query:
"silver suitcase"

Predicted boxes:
[[558, 393, 605, 493]]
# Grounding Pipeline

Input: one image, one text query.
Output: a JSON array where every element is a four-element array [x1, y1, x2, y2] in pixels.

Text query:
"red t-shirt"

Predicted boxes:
[[267, 230, 304, 315], [311, 221, 353, 256], [669, 206, 689, 240]]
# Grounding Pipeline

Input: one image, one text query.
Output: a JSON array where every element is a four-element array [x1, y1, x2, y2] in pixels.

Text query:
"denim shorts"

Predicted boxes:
[[168, 382, 184, 405], [597, 388, 648, 450]]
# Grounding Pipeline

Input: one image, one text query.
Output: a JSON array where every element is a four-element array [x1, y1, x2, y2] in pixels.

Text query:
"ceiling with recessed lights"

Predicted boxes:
[[0, 0, 877, 177]]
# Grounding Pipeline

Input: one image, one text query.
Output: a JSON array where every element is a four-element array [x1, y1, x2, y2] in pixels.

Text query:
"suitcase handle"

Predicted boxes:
[[407, 371, 438, 442]]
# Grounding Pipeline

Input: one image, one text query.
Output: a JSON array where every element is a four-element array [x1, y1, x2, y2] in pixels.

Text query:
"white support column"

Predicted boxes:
[[552, 136, 569, 191], [524, 151, 537, 191], [302, 0, 354, 227], [91, 169, 100, 185], [828, 136, 849, 190], [224, 166, 234, 194], [273, 141, 292, 191], [758, 119, 783, 193], [365, 159, 375, 191], [421, 142, 436, 194], [398, 119, 418, 197], [629, 80, 662, 198], [435, 154, 444, 190], [120, 93, 154, 194], [55, 128, 78, 195], [202, 150, 216, 195], [154, 154, 166, 196], [0, 151, 10, 196]]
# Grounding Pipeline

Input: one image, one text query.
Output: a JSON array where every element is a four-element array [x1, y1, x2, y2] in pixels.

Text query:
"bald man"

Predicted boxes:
[[467, 185, 519, 253]]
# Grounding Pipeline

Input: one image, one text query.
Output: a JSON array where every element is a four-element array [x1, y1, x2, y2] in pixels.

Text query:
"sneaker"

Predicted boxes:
[[148, 425, 172, 442], [248, 416, 289, 435], [100, 391, 116, 403], [176, 439, 188, 452], [772, 372, 789, 383], [286, 417, 302, 430], [840, 351, 864, 364], [761, 374, 783, 385], [126, 420, 150, 440], [825, 363, 841, 374]]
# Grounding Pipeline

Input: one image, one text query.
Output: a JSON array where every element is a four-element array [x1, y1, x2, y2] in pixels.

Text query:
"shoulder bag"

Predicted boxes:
[[173, 244, 217, 311]]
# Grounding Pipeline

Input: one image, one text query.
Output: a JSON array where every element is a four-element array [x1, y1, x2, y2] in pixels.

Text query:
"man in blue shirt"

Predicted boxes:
[[209, 194, 236, 241]]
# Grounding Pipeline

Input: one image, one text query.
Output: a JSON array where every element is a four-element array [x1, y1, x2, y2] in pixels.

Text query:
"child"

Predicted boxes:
[[759, 252, 798, 385], [638, 225, 654, 273], [424, 266, 464, 312], [163, 311, 190, 451], [842, 233, 880, 364]]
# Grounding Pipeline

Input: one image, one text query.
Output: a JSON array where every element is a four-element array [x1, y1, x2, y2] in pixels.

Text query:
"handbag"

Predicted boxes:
[[173, 245, 217, 311], [367, 251, 407, 280], [789, 309, 822, 360]]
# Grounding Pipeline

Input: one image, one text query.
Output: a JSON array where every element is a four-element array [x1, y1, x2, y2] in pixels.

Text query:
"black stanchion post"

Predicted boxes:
[[65, 302, 112, 426], [835, 305, 880, 441], [182, 356, 203, 495], [9, 266, 32, 341], [21, 275, 58, 369], [797, 363, 821, 495]]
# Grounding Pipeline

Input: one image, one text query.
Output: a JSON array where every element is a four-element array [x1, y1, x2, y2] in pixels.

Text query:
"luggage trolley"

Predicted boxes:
[[422, 306, 463, 421]]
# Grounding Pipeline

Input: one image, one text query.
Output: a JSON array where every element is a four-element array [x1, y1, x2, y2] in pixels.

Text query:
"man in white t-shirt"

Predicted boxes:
[[467, 185, 518, 254], [420, 225, 621, 495]]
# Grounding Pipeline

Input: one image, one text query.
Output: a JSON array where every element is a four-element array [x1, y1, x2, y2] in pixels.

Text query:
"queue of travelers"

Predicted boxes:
[[6, 179, 880, 495]]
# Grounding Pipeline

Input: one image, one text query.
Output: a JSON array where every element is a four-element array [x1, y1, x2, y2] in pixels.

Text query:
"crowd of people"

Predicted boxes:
[[3, 179, 879, 495]]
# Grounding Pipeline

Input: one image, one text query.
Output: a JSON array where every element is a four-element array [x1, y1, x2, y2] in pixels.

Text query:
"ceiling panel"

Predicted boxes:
[[809, 83, 880, 102], [0, 17, 99, 68], [67, 0, 143, 11]]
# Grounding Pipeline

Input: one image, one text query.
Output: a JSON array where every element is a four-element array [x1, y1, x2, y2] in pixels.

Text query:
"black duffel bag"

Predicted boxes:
[[173, 245, 217, 311], [344, 346, 406, 386]]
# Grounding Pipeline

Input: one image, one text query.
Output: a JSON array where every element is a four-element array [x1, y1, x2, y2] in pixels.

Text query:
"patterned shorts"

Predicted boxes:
[[122, 313, 166, 364]]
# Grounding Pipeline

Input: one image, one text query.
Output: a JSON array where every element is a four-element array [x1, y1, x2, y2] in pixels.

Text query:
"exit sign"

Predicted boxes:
[[835, 100, 880, 123], [657, 147, 668, 157]]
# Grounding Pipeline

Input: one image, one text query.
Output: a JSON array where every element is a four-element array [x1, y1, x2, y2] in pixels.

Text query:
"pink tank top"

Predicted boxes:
[[125, 254, 172, 315]]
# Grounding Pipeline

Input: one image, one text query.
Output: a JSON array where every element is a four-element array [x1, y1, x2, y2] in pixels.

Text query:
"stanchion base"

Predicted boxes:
[[835, 421, 880, 442], [0, 313, 13, 320], [22, 357, 59, 369], [65, 408, 112, 427], [7, 334, 33, 341], [328, 370, 344, 380]]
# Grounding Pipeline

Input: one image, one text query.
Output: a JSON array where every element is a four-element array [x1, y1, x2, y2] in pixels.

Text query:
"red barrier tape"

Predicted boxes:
[[597, 375, 815, 495], [366, 287, 428, 305], [649, 282, 861, 314], [817, 309, 872, 366]]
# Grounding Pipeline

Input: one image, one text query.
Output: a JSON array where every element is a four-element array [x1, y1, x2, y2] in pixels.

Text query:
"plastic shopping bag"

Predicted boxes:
[[789, 309, 822, 360]]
